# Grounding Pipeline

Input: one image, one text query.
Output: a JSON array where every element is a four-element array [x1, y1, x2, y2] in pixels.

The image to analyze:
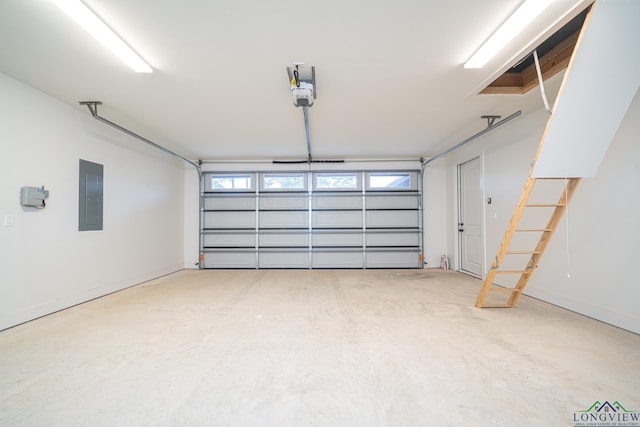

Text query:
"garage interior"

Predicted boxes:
[[1, 0, 639, 425]]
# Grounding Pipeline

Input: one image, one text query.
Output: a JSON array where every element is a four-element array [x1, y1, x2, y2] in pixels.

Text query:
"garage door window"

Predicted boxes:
[[367, 172, 412, 189], [261, 173, 307, 191], [314, 172, 359, 191], [210, 174, 253, 190]]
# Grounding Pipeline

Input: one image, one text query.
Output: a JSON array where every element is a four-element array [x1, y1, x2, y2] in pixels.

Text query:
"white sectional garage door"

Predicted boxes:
[[201, 170, 422, 269]]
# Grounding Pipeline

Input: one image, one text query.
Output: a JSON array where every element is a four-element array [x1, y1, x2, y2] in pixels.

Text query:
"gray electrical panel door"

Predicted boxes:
[[79, 159, 104, 231]]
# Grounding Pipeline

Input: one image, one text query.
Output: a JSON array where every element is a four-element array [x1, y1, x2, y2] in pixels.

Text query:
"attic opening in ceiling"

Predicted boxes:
[[480, 6, 590, 95]]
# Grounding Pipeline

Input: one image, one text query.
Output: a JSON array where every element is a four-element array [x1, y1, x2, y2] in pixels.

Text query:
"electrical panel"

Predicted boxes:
[[20, 186, 49, 208], [79, 159, 104, 231]]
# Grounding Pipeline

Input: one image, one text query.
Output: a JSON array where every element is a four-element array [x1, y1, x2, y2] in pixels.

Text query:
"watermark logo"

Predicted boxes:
[[573, 401, 639, 426]]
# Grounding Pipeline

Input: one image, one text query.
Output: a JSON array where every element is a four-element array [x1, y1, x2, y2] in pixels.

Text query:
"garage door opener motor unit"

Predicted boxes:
[[287, 63, 316, 107]]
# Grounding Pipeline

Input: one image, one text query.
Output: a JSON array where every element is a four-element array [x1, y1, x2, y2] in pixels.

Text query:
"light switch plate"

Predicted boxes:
[[4, 214, 14, 226]]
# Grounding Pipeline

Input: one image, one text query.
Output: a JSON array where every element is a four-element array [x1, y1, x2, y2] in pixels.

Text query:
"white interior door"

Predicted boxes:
[[458, 157, 482, 277]]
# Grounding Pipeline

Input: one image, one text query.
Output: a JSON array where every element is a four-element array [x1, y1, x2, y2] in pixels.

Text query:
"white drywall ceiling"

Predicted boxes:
[[0, 0, 590, 161]]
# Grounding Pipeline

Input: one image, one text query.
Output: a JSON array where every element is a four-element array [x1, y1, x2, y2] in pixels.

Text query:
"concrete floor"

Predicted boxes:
[[0, 269, 639, 426]]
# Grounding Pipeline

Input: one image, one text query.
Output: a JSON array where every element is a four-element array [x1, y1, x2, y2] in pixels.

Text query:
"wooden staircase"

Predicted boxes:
[[474, 0, 640, 308], [475, 175, 580, 308]]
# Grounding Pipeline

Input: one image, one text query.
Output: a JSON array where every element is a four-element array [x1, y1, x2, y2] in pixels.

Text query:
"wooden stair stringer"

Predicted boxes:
[[475, 176, 536, 307], [475, 177, 580, 308], [506, 177, 580, 306], [474, 4, 594, 308]]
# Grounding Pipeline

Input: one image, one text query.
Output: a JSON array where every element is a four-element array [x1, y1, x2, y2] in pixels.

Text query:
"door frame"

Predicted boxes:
[[456, 156, 485, 278]]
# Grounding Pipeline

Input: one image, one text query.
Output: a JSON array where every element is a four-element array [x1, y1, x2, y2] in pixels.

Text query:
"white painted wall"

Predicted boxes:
[[183, 167, 200, 269], [0, 72, 185, 330], [422, 158, 447, 268], [528, 89, 640, 333], [438, 91, 640, 334], [441, 108, 546, 276]]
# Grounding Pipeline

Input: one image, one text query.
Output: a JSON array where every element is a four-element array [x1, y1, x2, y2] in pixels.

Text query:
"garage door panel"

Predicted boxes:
[[201, 170, 421, 269], [366, 210, 418, 228], [312, 211, 362, 228], [366, 194, 419, 209], [366, 250, 421, 268], [260, 211, 308, 229], [366, 231, 419, 247], [259, 250, 309, 268], [203, 232, 255, 247], [259, 232, 309, 247], [312, 250, 363, 268], [260, 195, 308, 210], [204, 196, 255, 211], [312, 232, 362, 247], [313, 195, 362, 210], [204, 250, 257, 268], [204, 211, 255, 229]]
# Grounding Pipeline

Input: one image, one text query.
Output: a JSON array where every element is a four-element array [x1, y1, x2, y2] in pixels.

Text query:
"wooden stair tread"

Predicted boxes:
[[475, 175, 582, 309]]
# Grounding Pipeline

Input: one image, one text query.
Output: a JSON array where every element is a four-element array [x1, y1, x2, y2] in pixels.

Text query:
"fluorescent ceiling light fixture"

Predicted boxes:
[[51, 0, 152, 73], [464, 0, 554, 69]]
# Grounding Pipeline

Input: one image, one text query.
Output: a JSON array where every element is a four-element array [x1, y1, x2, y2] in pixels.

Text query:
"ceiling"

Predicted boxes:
[[0, 0, 590, 161]]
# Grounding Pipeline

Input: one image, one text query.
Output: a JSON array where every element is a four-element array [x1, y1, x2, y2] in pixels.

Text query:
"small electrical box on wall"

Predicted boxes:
[[20, 186, 49, 208]]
